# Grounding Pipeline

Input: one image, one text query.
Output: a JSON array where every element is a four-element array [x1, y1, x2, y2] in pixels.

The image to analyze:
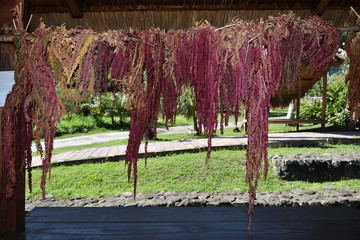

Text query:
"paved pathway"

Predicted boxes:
[[31, 131, 360, 168], [31, 123, 237, 151]]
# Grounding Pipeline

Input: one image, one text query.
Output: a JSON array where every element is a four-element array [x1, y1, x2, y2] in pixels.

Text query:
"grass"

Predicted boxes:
[[26, 143, 360, 200]]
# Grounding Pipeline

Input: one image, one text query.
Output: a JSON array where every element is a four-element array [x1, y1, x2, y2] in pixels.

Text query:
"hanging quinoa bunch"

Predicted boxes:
[[122, 29, 180, 196], [1, 13, 66, 199], [219, 20, 248, 129], [116, 31, 147, 197], [109, 30, 133, 93], [186, 23, 223, 163], [163, 30, 191, 92], [345, 8, 360, 124], [2, 10, 343, 235], [29, 25, 68, 199], [301, 16, 340, 78], [161, 31, 181, 128], [217, 14, 341, 233], [345, 32, 360, 124], [267, 13, 303, 96], [48, 27, 92, 100]]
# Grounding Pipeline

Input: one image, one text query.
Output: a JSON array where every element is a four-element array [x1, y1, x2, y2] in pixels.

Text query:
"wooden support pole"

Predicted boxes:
[[65, 0, 83, 18], [296, 86, 301, 132], [321, 73, 328, 131], [0, 107, 26, 238], [243, 109, 247, 134]]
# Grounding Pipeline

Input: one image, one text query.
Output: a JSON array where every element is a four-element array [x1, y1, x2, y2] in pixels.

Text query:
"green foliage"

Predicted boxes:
[[55, 92, 131, 136], [300, 68, 350, 127], [177, 86, 197, 120], [57, 87, 85, 114], [81, 92, 131, 125], [56, 114, 97, 135], [177, 85, 199, 133], [300, 100, 322, 120], [326, 76, 350, 126]]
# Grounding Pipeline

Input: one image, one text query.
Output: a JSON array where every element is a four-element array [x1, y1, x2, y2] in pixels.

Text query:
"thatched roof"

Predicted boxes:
[[25, 0, 360, 32]]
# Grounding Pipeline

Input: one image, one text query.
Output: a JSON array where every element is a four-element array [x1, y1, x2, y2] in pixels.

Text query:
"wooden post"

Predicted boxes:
[[321, 73, 328, 131], [243, 109, 247, 133], [296, 88, 301, 132], [0, 107, 26, 238]]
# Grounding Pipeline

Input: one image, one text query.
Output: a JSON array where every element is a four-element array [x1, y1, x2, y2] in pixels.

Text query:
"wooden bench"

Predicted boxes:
[[243, 118, 327, 132], [268, 118, 326, 125]]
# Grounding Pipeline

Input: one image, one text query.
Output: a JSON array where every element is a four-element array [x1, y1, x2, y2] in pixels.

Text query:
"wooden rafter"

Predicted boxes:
[[65, 0, 83, 18], [311, 0, 331, 16], [338, 25, 360, 32], [26, 3, 315, 13], [0, 35, 13, 42]]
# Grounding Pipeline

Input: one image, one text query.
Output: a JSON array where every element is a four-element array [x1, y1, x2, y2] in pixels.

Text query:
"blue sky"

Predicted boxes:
[[0, 71, 14, 107]]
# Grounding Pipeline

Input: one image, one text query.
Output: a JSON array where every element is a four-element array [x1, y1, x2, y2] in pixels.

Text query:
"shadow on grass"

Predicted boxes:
[[94, 119, 130, 130], [269, 142, 337, 150]]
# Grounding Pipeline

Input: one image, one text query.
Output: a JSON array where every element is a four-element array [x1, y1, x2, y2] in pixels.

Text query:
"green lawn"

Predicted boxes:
[[26, 143, 360, 200]]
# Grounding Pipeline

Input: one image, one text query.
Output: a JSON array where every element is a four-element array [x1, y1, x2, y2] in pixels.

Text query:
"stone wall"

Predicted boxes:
[[272, 153, 360, 181], [26, 188, 360, 213]]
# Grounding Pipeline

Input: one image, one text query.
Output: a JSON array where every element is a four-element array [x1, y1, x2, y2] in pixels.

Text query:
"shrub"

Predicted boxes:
[[177, 85, 199, 134], [81, 92, 130, 126], [56, 114, 97, 135], [300, 67, 349, 127]]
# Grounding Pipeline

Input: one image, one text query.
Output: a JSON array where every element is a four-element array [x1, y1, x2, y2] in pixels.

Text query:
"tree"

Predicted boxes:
[[177, 85, 199, 135]]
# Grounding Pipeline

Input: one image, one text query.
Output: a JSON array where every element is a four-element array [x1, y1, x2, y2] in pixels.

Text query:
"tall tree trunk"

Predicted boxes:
[[193, 113, 199, 135]]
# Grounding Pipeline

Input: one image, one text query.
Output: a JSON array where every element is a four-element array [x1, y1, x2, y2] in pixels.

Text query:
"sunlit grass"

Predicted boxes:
[[26, 143, 360, 200]]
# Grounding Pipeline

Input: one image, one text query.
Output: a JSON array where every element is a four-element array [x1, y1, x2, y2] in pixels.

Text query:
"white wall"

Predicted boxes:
[[0, 71, 14, 107]]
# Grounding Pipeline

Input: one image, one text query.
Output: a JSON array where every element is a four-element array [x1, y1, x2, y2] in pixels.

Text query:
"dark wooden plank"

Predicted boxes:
[[26, 207, 360, 223], [26, 207, 249, 223], [19, 221, 360, 240]]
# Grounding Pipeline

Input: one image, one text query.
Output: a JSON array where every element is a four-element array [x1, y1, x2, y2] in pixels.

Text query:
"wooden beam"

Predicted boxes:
[[0, 107, 26, 237], [27, 3, 315, 13], [311, 0, 331, 16], [321, 73, 328, 131], [21, 0, 30, 32], [65, 0, 83, 18], [268, 119, 326, 124], [0, 35, 14, 43], [338, 25, 360, 32]]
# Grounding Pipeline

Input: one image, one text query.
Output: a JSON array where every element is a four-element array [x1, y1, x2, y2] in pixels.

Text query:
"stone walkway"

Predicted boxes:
[[31, 131, 360, 168]]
